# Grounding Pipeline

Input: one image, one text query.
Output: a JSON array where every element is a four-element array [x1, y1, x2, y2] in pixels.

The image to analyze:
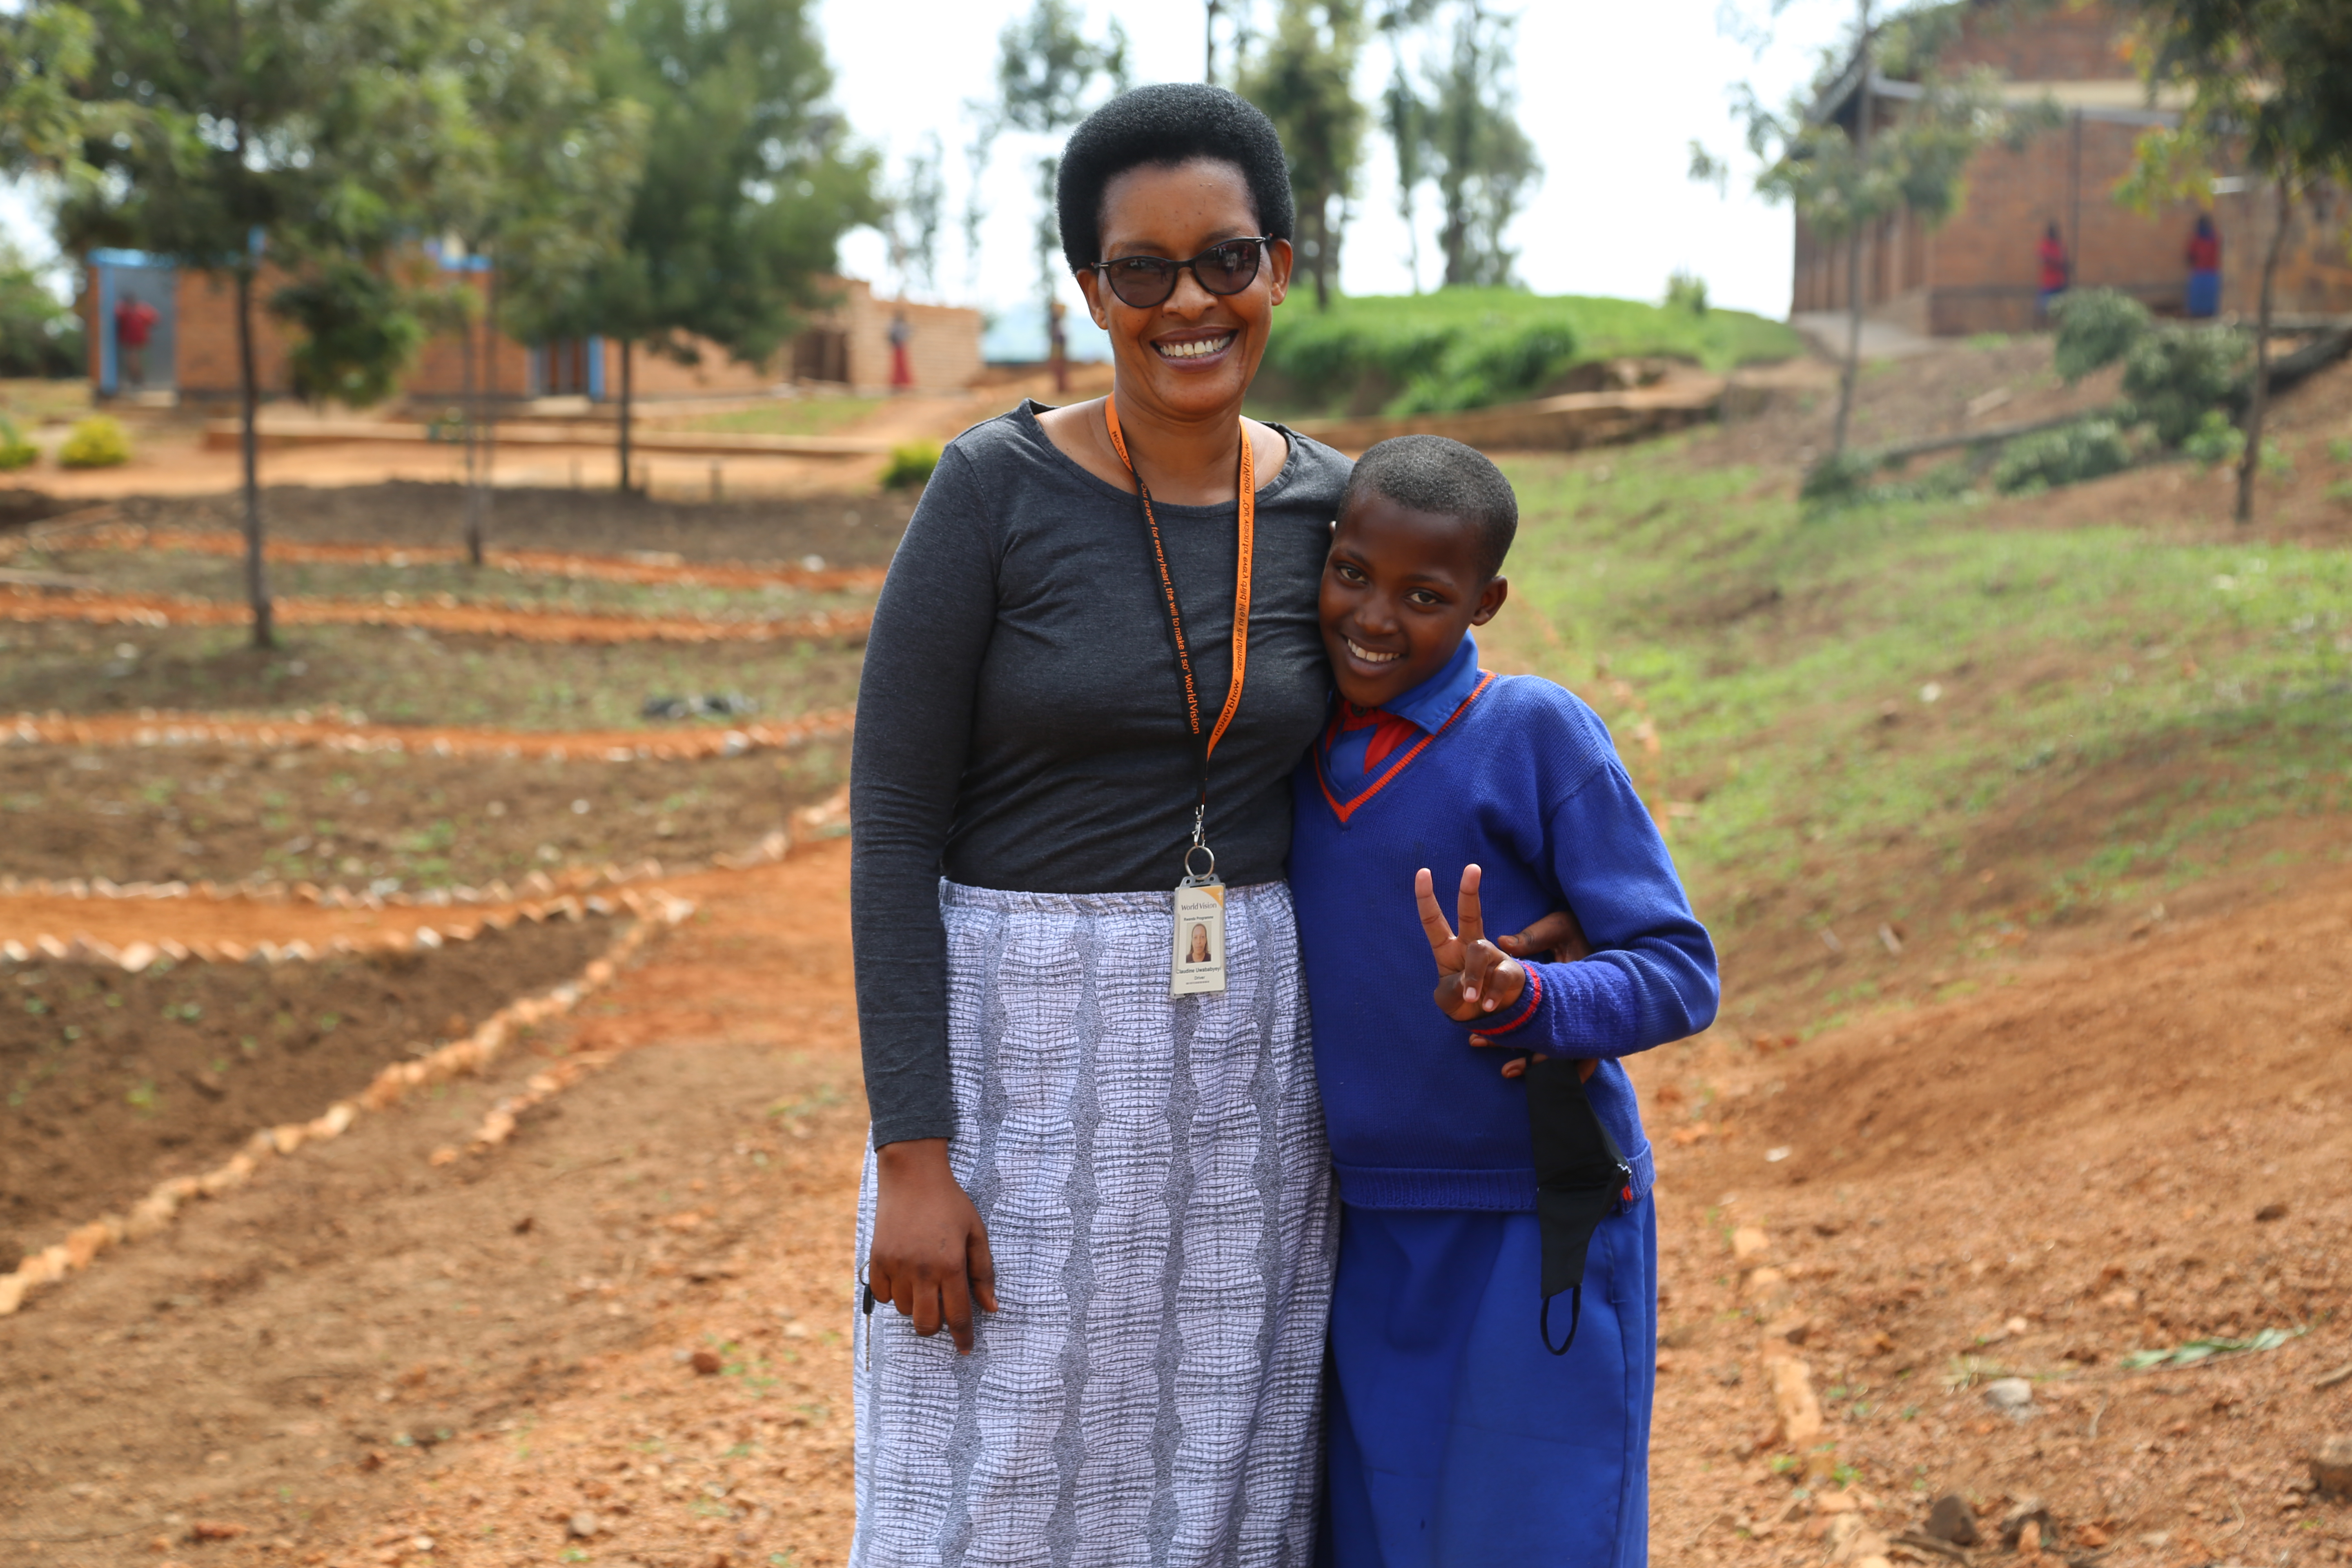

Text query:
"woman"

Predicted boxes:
[[2185, 214, 2222, 319], [848, 83, 1349, 1567]]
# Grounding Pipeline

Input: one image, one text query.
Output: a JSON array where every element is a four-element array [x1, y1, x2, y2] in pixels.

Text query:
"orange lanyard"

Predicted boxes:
[[1103, 394, 1255, 861]]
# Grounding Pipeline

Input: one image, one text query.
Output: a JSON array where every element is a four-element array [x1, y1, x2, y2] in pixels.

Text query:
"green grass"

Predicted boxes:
[[1482, 442, 2352, 984], [652, 397, 884, 438], [1250, 288, 1804, 419]]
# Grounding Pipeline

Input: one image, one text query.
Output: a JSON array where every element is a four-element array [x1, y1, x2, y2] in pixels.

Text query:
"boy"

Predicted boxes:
[[1289, 436, 1719, 1568]]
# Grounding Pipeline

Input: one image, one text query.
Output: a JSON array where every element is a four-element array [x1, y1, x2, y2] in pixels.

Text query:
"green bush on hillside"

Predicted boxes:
[[881, 440, 940, 490], [1993, 419, 2134, 493], [58, 414, 129, 468], [1252, 288, 1803, 419], [2122, 325, 2250, 446], [0, 416, 37, 471], [2051, 288, 2152, 382]]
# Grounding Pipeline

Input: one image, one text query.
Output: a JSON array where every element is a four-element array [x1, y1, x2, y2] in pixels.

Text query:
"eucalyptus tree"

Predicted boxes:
[[992, 0, 1129, 356], [1421, 3, 1539, 289], [1238, 0, 1367, 310]]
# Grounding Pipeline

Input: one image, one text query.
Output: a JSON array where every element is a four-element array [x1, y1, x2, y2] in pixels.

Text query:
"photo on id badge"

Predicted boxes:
[[1171, 882, 1227, 995]]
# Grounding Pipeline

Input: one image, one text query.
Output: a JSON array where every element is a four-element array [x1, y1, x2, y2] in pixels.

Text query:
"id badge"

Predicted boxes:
[[1170, 879, 1227, 996]]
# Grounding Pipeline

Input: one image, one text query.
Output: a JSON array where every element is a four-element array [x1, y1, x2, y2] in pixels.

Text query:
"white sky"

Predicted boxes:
[[824, 0, 1861, 354], [2, 1, 1860, 345]]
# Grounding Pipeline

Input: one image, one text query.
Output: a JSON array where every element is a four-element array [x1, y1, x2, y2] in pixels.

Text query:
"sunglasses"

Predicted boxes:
[[1090, 236, 1272, 309]]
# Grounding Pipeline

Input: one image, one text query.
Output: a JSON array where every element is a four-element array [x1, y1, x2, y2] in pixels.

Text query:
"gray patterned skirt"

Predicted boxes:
[[853, 879, 1337, 1568]]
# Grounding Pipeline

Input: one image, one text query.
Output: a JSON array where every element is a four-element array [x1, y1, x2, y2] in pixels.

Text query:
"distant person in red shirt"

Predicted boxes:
[[888, 310, 913, 392], [114, 292, 160, 388], [2185, 214, 2222, 318], [2036, 223, 2070, 323]]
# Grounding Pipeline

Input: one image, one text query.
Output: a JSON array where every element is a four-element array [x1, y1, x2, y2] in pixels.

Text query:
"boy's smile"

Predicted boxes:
[[1321, 491, 1509, 710]]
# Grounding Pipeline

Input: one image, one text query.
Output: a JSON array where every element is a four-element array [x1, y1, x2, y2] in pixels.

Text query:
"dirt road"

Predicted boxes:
[[7, 837, 2350, 1566]]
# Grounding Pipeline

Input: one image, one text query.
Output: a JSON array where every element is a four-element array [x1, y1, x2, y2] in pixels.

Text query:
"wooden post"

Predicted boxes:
[[235, 263, 273, 650], [2237, 180, 2291, 525], [1831, 0, 1873, 459]]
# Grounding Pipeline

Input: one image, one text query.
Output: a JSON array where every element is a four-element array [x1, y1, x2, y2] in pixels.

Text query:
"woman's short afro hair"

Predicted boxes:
[[1057, 83, 1295, 276]]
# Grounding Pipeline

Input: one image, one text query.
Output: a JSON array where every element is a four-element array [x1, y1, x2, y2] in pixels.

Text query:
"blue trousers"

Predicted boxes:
[[2187, 269, 2221, 318], [1319, 1202, 1657, 1568]]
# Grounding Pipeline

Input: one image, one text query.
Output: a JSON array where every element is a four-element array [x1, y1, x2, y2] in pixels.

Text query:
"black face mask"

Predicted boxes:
[[1525, 1057, 1633, 1354]]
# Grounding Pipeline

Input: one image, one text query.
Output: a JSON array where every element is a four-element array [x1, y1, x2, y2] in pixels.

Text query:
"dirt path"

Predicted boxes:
[[0, 523, 889, 595], [8, 845, 2352, 1566], [6, 706, 852, 762], [3, 585, 873, 646], [0, 845, 868, 1568]]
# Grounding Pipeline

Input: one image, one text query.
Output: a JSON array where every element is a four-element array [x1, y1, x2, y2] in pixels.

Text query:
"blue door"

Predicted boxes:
[[91, 250, 178, 396]]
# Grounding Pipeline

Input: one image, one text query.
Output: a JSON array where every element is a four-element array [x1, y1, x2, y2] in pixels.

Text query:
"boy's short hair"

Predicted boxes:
[[1342, 434, 1519, 578], [1056, 85, 1296, 276]]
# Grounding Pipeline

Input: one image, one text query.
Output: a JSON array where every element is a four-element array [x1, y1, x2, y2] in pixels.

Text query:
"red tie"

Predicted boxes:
[[1338, 702, 1419, 773]]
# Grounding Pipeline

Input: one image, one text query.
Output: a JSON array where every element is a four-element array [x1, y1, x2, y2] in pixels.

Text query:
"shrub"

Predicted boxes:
[[2123, 324, 2249, 446], [2181, 409, 2243, 469], [1799, 449, 1875, 505], [58, 414, 130, 468], [0, 416, 36, 471], [881, 440, 940, 490], [1665, 269, 1709, 316], [1993, 419, 2134, 493], [2050, 289, 2152, 383]]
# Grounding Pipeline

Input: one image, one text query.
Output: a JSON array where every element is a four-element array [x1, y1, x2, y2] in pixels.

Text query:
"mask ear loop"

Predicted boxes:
[[1539, 1285, 1582, 1356]]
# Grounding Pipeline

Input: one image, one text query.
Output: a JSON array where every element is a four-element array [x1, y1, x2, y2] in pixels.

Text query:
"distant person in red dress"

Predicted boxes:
[[2036, 223, 2070, 323], [887, 310, 913, 392], [2185, 214, 2222, 318], [114, 292, 160, 388]]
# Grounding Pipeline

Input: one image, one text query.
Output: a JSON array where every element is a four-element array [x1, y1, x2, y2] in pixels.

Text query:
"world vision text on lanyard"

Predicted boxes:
[[1103, 394, 1253, 997]]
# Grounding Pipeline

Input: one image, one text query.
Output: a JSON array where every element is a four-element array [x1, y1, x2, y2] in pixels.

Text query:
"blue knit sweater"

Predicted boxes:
[[1288, 637, 1719, 1212]]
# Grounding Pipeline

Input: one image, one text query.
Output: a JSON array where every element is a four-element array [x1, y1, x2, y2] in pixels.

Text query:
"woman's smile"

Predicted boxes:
[[1153, 330, 1237, 363], [1343, 637, 1403, 667]]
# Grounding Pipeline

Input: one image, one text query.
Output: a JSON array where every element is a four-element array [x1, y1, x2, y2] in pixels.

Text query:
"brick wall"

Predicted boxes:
[[405, 272, 537, 404], [1941, 1, 2133, 82], [1793, 0, 2352, 333], [108, 260, 984, 404], [174, 265, 298, 401]]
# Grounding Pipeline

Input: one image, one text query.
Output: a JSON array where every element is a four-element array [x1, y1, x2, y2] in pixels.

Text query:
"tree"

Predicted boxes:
[[1695, 2, 2050, 457], [2117, 0, 2352, 522], [991, 0, 1128, 369], [0, 240, 83, 377], [548, 0, 880, 492], [46, 0, 483, 648], [885, 131, 947, 300], [1377, 0, 1440, 293], [1421, 3, 1539, 289], [425, 0, 645, 560], [1238, 0, 1368, 311]]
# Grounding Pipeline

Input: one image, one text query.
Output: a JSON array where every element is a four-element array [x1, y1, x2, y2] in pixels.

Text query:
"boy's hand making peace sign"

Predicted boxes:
[[1415, 864, 1598, 1082]]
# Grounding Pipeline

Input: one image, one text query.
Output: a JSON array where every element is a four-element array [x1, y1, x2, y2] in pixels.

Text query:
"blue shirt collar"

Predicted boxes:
[[1377, 634, 1483, 735]]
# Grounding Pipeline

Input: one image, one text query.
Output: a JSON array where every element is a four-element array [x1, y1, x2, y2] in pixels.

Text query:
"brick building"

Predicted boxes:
[[84, 252, 982, 404], [1790, 1, 2352, 336]]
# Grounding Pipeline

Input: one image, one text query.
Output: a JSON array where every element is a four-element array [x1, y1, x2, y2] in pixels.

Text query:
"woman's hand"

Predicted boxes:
[[1494, 907, 1592, 965], [869, 1138, 997, 1354]]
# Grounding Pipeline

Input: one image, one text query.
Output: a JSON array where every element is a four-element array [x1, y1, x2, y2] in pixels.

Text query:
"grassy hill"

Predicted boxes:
[[1248, 287, 1804, 420]]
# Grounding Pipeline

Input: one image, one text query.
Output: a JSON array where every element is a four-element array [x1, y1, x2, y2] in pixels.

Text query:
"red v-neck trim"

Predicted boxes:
[[1316, 671, 1496, 825]]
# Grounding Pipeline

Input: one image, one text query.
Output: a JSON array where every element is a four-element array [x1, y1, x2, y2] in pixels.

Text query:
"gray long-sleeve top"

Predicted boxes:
[[850, 403, 1352, 1146]]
